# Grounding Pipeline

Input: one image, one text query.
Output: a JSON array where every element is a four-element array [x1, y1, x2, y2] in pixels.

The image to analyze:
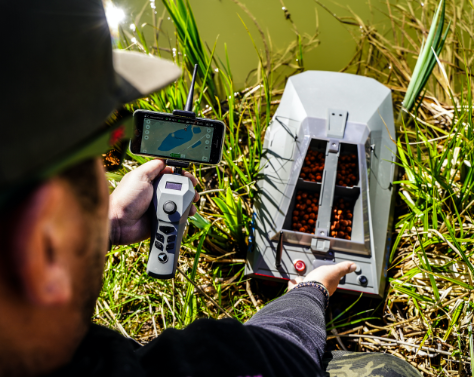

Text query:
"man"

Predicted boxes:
[[0, 1, 421, 376]]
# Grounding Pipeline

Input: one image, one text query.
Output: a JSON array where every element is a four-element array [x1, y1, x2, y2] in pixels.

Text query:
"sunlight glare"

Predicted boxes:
[[105, 1, 125, 31]]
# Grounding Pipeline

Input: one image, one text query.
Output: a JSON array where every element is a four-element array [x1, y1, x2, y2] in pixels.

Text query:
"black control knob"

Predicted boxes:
[[358, 275, 368, 286], [163, 201, 177, 214], [158, 253, 168, 263]]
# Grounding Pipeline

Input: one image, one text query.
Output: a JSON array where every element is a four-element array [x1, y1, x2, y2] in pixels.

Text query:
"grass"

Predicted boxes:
[[97, 0, 318, 337], [98, 0, 474, 375]]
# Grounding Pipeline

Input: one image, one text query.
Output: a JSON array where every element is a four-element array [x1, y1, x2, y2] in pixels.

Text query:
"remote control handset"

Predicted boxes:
[[147, 174, 195, 279]]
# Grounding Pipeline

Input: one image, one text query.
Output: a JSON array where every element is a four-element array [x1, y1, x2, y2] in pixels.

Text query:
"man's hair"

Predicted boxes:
[[58, 159, 101, 214]]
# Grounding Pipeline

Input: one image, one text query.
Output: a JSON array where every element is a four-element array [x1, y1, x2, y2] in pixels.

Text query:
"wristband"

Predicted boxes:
[[293, 280, 329, 309]]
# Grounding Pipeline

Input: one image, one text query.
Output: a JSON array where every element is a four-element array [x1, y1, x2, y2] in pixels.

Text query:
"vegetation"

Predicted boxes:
[[98, 0, 319, 336], [97, 0, 474, 375], [323, 0, 474, 375]]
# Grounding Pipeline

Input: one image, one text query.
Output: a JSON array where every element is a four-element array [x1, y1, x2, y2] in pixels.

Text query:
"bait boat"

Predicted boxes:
[[245, 71, 397, 296]]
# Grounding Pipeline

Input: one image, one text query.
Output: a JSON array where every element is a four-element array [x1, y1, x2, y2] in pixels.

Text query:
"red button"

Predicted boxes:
[[294, 260, 306, 272]]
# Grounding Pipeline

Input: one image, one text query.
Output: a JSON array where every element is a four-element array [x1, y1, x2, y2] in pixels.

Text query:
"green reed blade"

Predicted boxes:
[[326, 293, 363, 327], [402, 0, 445, 112], [443, 301, 464, 341]]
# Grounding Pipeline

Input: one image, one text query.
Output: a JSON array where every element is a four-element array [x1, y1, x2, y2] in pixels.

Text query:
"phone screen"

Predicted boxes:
[[141, 117, 214, 162], [130, 110, 225, 165]]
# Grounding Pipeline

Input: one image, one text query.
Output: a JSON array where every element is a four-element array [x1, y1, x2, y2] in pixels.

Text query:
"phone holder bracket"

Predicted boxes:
[[165, 159, 190, 176], [172, 109, 196, 119]]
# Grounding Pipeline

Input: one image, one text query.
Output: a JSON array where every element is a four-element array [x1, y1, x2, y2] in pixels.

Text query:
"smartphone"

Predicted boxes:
[[130, 110, 225, 165]]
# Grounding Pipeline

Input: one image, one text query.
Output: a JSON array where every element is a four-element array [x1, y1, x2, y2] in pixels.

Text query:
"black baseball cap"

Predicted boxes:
[[0, 0, 181, 206]]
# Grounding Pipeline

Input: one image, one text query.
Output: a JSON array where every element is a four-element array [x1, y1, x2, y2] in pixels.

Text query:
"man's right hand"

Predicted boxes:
[[288, 262, 357, 296], [109, 159, 200, 246]]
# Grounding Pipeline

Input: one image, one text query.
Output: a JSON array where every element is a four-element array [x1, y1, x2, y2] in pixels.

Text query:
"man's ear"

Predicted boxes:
[[11, 179, 75, 306]]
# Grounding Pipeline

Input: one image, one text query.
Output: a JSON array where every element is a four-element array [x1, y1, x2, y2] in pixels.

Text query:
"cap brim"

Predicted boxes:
[[112, 50, 182, 103]]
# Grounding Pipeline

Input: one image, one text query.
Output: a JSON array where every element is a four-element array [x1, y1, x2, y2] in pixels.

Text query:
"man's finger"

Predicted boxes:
[[188, 193, 200, 216], [182, 170, 199, 187], [138, 161, 200, 188], [136, 159, 200, 188], [135, 159, 167, 181], [161, 166, 174, 175]]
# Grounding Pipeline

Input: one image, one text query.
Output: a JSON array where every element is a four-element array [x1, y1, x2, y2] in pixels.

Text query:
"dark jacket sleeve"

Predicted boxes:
[[136, 316, 323, 377], [137, 287, 328, 376], [245, 286, 328, 369], [51, 287, 328, 377]]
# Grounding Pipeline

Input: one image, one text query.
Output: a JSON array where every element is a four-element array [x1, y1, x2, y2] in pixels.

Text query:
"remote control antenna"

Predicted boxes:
[[185, 64, 198, 112], [275, 231, 283, 268], [173, 64, 198, 119]]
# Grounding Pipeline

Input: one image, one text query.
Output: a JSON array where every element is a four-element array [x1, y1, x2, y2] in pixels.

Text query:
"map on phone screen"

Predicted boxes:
[[140, 118, 215, 162]]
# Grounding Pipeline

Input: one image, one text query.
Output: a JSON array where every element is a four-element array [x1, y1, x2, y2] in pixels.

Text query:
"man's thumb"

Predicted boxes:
[[335, 261, 357, 278], [137, 159, 167, 181]]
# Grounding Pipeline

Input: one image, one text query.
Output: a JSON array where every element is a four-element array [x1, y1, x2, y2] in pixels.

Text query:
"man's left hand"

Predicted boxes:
[[109, 159, 200, 245], [287, 262, 357, 296]]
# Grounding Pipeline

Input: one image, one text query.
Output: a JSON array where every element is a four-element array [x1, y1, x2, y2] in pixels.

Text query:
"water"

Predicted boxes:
[[112, 0, 389, 89]]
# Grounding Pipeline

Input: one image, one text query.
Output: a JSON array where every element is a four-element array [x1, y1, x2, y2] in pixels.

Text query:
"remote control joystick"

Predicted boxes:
[[163, 200, 177, 214], [147, 170, 195, 279]]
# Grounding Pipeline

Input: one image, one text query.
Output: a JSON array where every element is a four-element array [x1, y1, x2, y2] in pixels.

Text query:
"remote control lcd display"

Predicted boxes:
[[165, 182, 182, 190], [140, 117, 215, 163]]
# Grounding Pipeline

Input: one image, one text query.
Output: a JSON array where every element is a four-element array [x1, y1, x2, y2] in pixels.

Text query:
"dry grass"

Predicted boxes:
[[323, 1, 474, 375]]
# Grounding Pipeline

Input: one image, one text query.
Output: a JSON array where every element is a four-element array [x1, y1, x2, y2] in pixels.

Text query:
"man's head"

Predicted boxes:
[[0, 0, 180, 201], [0, 158, 109, 375], [0, 0, 181, 375]]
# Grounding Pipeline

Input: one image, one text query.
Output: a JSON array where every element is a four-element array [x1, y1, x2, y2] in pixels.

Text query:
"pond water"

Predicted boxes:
[[112, 0, 390, 89]]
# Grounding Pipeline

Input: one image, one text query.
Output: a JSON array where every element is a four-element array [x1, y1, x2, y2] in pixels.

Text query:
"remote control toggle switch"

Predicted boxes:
[[358, 275, 368, 286], [159, 225, 175, 234], [163, 200, 177, 214]]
